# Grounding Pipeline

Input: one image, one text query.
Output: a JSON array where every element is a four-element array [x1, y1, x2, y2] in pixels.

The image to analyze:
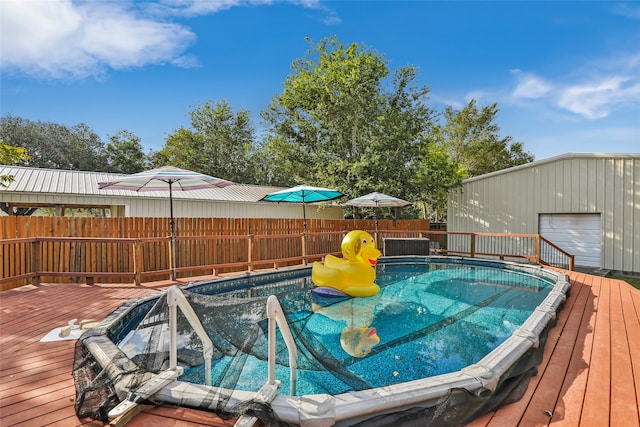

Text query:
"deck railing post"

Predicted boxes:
[[31, 239, 41, 286], [133, 239, 143, 286], [535, 235, 541, 265], [470, 233, 476, 258], [248, 234, 253, 272]]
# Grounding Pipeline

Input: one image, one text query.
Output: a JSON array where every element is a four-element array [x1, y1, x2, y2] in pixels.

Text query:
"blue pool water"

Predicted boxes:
[[171, 262, 555, 396]]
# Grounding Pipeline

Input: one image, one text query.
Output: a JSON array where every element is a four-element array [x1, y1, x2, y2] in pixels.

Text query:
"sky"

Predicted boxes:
[[1, 0, 639, 162]]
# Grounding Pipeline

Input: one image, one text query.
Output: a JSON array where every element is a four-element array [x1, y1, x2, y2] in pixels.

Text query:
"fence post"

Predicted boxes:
[[535, 235, 541, 265], [133, 239, 143, 286], [470, 233, 476, 258], [31, 239, 41, 286]]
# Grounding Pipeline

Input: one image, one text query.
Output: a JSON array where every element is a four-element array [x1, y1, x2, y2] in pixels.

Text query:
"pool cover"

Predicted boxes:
[[72, 260, 567, 426]]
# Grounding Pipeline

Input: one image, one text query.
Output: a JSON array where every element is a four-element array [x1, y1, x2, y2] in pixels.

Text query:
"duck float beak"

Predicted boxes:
[[368, 327, 380, 344]]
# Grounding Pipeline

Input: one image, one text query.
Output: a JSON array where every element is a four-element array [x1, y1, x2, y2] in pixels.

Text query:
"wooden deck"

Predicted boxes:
[[1, 270, 639, 426]]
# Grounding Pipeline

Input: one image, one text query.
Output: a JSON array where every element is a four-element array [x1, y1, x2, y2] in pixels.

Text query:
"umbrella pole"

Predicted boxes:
[[169, 182, 176, 281], [375, 201, 379, 248], [302, 200, 307, 265]]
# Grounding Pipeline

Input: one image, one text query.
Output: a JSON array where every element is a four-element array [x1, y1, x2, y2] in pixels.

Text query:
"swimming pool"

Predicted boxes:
[[73, 256, 570, 426]]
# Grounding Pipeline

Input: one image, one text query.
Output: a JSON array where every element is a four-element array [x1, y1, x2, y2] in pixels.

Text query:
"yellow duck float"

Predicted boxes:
[[311, 230, 382, 297]]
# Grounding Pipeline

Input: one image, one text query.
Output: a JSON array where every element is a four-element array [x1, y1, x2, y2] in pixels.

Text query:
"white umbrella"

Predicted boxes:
[[98, 166, 234, 280], [344, 192, 411, 235]]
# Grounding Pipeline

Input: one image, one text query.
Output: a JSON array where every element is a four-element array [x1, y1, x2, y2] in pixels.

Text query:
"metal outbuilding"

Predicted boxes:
[[448, 153, 640, 274], [0, 166, 344, 220]]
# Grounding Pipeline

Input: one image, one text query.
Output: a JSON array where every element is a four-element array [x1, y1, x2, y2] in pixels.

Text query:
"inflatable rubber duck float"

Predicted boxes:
[[311, 230, 381, 297]]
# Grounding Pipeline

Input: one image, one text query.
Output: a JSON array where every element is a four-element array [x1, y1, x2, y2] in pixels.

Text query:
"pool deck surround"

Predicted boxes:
[[0, 270, 639, 426]]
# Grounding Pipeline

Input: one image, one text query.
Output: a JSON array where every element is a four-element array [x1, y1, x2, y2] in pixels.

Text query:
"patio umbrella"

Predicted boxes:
[[344, 192, 411, 235], [260, 185, 343, 263], [98, 166, 234, 280]]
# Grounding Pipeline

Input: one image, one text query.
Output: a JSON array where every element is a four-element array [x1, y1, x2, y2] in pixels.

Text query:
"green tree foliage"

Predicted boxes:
[[106, 130, 148, 173], [261, 36, 435, 203], [413, 144, 466, 221], [0, 115, 108, 171], [0, 138, 30, 186], [436, 100, 534, 177], [155, 100, 257, 183], [0, 140, 30, 165], [0, 138, 36, 215]]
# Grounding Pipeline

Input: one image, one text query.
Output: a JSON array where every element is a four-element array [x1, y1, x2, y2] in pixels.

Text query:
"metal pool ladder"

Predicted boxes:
[[108, 286, 298, 427], [235, 294, 299, 427], [108, 285, 215, 423]]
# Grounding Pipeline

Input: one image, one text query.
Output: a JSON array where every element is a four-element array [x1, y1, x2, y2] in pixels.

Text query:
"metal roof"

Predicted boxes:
[[0, 166, 285, 203], [461, 152, 640, 183]]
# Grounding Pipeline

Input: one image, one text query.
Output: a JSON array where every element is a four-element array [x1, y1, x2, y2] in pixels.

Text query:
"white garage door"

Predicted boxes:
[[539, 214, 601, 268]]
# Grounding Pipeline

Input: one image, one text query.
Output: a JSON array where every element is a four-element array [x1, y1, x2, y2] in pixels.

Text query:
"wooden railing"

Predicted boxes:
[[0, 230, 574, 291]]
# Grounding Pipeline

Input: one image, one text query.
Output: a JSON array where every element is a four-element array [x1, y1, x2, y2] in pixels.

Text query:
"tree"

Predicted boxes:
[[0, 138, 36, 215], [66, 123, 109, 171], [106, 130, 148, 173], [436, 100, 534, 177], [0, 115, 108, 171], [413, 144, 466, 221], [155, 100, 258, 183], [0, 138, 30, 186], [260, 36, 435, 203]]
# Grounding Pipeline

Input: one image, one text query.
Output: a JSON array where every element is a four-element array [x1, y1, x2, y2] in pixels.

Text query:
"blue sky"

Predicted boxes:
[[1, 0, 639, 161]]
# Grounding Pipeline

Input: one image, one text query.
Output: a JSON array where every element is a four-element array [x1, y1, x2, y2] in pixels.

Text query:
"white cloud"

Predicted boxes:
[[0, 0, 323, 80], [143, 0, 321, 17], [558, 76, 640, 119], [612, 3, 640, 20], [0, 0, 197, 79], [508, 51, 640, 119], [511, 70, 552, 99]]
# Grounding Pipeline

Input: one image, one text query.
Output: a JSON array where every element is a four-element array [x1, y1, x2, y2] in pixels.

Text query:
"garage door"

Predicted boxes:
[[539, 214, 601, 268]]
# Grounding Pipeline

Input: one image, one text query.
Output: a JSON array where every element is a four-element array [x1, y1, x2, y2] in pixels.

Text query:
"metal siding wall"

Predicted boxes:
[[0, 192, 344, 220], [634, 159, 640, 273], [449, 155, 640, 273], [126, 198, 344, 219]]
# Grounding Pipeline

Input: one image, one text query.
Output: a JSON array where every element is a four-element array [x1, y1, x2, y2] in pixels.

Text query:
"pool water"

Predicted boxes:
[[174, 263, 555, 396]]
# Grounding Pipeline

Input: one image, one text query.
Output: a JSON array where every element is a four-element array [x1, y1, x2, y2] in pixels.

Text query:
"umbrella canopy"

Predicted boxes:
[[98, 166, 234, 280], [260, 185, 344, 205], [97, 166, 234, 193], [260, 185, 343, 264], [344, 192, 411, 208], [344, 192, 411, 236], [260, 185, 344, 230]]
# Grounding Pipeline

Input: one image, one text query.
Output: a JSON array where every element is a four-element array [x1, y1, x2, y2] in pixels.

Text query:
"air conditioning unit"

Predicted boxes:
[[383, 238, 431, 256]]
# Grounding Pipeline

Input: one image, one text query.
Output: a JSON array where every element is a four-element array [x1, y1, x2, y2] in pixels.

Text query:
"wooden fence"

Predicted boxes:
[[0, 217, 573, 291], [0, 217, 431, 290]]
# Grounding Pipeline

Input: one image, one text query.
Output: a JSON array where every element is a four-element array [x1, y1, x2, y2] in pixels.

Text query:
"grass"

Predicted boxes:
[[610, 274, 640, 290]]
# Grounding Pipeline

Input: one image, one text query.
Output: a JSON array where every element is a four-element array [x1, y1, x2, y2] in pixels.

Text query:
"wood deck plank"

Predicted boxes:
[[1, 271, 639, 427], [619, 280, 640, 425], [609, 280, 640, 427], [549, 274, 599, 427], [478, 273, 588, 427], [0, 374, 73, 407], [579, 274, 611, 426], [516, 274, 592, 426]]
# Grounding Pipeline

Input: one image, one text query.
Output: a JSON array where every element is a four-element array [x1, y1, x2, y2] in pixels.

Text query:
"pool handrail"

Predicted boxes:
[[167, 285, 214, 386], [267, 294, 298, 395]]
